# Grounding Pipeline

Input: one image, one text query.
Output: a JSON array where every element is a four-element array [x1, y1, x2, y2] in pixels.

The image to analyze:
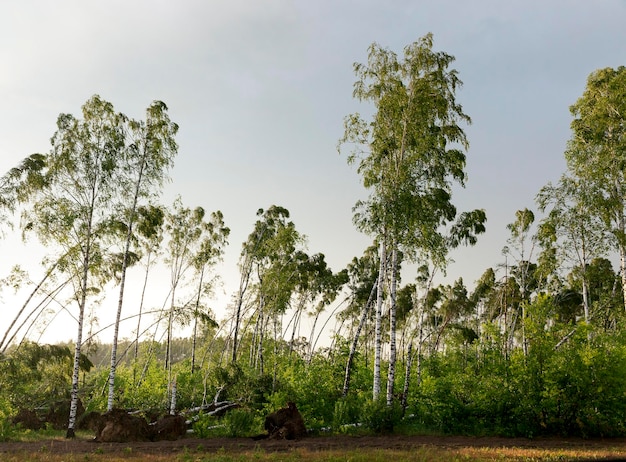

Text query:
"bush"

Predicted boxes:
[[192, 409, 262, 438], [361, 398, 402, 434], [332, 395, 365, 433], [192, 412, 220, 438], [223, 409, 261, 437], [0, 397, 16, 442]]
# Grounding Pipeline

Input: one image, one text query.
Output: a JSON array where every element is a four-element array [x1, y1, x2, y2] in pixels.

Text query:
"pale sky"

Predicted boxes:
[[1, 1, 625, 346]]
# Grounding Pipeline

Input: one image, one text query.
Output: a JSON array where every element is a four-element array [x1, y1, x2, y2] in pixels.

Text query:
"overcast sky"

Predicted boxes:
[[1, 1, 625, 344]]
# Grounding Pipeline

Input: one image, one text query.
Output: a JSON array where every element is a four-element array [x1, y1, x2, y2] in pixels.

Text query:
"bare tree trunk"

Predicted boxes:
[[307, 311, 321, 363], [0, 261, 59, 352], [311, 297, 348, 355], [373, 240, 386, 401], [67, 215, 94, 438], [386, 247, 398, 405], [272, 315, 279, 392], [165, 285, 177, 405], [3, 279, 68, 353], [191, 267, 205, 374], [169, 379, 177, 415], [134, 249, 153, 383], [107, 145, 148, 411], [232, 257, 252, 363], [288, 297, 305, 356], [416, 309, 424, 388], [342, 284, 376, 397], [166, 291, 175, 371], [401, 342, 413, 415], [619, 245, 626, 310]]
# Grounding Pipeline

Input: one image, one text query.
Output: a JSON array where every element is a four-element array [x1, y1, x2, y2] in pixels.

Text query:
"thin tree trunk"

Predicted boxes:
[[134, 249, 153, 383], [311, 297, 348, 355], [582, 277, 590, 323], [307, 311, 321, 363], [191, 266, 205, 374], [373, 240, 386, 401], [107, 144, 147, 411], [257, 309, 265, 375], [619, 245, 626, 311], [272, 315, 278, 393], [67, 211, 94, 439], [386, 247, 398, 405], [416, 309, 424, 387], [401, 342, 413, 415], [0, 260, 59, 352], [3, 279, 68, 353], [288, 297, 305, 356], [342, 284, 376, 397], [232, 258, 252, 363], [166, 285, 177, 401]]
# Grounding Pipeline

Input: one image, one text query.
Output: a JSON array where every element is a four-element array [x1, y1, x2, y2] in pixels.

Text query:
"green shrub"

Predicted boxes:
[[192, 412, 221, 438], [332, 395, 364, 433], [223, 409, 261, 437], [361, 398, 402, 434], [0, 396, 16, 442], [192, 409, 261, 438]]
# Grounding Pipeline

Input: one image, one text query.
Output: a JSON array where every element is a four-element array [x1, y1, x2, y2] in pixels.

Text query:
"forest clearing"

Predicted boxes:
[[2, 17, 626, 462]]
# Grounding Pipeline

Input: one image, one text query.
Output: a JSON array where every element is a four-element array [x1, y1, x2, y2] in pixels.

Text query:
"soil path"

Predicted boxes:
[[1, 435, 626, 456]]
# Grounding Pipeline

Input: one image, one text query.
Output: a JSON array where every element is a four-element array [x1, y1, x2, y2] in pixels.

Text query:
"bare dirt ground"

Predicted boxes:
[[2, 434, 626, 457]]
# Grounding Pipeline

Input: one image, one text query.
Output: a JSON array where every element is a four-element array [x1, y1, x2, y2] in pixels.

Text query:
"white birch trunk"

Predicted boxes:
[[621, 248, 626, 314], [66, 303, 85, 438], [386, 247, 398, 405], [67, 223, 93, 438], [169, 379, 177, 415], [401, 342, 413, 414], [108, 145, 147, 411], [373, 240, 386, 401]]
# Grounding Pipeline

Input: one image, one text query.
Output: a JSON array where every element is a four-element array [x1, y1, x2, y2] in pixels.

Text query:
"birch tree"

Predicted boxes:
[[537, 174, 610, 323], [21, 95, 125, 438], [107, 101, 178, 412], [233, 206, 302, 372], [339, 33, 486, 402], [566, 66, 626, 311], [189, 210, 229, 372], [340, 245, 379, 397], [132, 204, 165, 367], [163, 198, 227, 394]]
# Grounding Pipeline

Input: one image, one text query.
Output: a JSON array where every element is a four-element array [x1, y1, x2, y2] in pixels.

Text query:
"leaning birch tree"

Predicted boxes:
[[21, 95, 125, 437], [107, 101, 178, 412], [339, 33, 486, 402]]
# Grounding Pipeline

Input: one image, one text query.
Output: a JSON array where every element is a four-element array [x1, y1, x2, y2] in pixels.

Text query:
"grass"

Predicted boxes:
[[0, 444, 625, 462], [2, 428, 625, 461]]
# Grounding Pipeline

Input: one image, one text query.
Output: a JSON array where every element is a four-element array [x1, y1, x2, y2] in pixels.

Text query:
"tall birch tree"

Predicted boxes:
[[339, 34, 486, 402], [107, 101, 178, 412], [21, 95, 125, 437], [566, 66, 626, 311], [163, 198, 227, 394]]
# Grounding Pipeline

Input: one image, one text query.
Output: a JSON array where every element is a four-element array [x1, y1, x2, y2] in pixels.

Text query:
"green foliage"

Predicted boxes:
[[361, 398, 402, 434], [0, 342, 93, 411], [223, 409, 262, 437], [193, 409, 262, 438], [0, 395, 16, 442], [332, 392, 369, 433]]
